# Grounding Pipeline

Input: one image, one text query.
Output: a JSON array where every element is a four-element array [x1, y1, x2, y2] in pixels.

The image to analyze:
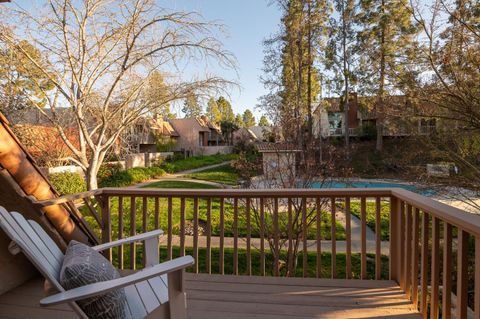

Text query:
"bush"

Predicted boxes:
[[97, 162, 123, 181], [49, 172, 87, 195], [98, 166, 166, 188]]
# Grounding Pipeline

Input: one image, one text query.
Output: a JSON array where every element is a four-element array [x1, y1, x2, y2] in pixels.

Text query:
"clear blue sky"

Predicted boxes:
[[167, 0, 281, 119]]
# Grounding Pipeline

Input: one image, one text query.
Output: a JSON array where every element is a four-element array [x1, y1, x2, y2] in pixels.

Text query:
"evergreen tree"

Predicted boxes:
[[206, 97, 222, 123], [216, 96, 235, 122], [357, 0, 418, 152], [0, 38, 55, 117], [259, 115, 270, 126], [325, 0, 357, 159], [242, 109, 256, 127], [144, 71, 174, 119], [234, 114, 245, 127], [181, 93, 202, 118], [279, 0, 327, 143]]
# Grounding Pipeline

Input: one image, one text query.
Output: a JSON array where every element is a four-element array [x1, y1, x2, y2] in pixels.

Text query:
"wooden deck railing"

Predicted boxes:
[[33, 187, 480, 318]]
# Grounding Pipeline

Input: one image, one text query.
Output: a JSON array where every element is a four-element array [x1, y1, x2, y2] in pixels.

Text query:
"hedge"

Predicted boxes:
[[98, 166, 165, 188], [49, 172, 87, 195]]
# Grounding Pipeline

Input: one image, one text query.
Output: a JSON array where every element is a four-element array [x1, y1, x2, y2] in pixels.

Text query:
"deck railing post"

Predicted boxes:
[[98, 194, 111, 261]]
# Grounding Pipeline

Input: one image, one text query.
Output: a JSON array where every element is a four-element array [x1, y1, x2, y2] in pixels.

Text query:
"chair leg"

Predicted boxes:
[[167, 269, 187, 319]]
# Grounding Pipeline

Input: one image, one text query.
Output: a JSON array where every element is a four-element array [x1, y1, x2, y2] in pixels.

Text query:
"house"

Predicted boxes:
[[314, 93, 442, 138], [169, 116, 232, 156], [257, 142, 301, 179], [128, 116, 179, 153]]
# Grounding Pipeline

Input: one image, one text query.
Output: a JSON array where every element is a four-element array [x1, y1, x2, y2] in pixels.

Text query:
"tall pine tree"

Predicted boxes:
[[357, 0, 418, 151]]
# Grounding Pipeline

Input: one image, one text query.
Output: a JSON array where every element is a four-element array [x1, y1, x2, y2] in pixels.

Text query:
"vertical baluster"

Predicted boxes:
[[100, 195, 112, 261], [390, 197, 400, 282], [130, 196, 136, 270], [193, 197, 199, 274], [375, 197, 381, 280], [412, 208, 420, 308], [361, 197, 367, 279], [316, 197, 322, 278], [457, 230, 469, 319], [404, 205, 413, 299], [168, 197, 173, 260], [346, 197, 352, 279], [260, 197, 265, 276], [233, 198, 239, 275], [219, 198, 225, 275], [430, 217, 440, 319], [142, 196, 148, 232], [206, 198, 212, 274], [180, 198, 185, 257], [246, 197, 251, 276], [302, 197, 308, 278], [154, 197, 160, 230], [400, 202, 405, 290], [118, 196, 124, 269], [475, 236, 480, 319], [274, 198, 280, 277], [142, 196, 148, 268], [420, 211, 429, 318], [331, 197, 336, 279], [287, 198, 293, 276], [442, 222, 452, 319]]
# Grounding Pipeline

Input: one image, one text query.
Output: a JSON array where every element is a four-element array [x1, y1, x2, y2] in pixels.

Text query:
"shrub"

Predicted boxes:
[[97, 162, 123, 181], [49, 172, 87, 195]]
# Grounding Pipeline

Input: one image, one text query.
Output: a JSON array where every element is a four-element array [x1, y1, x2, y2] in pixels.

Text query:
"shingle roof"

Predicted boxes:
[[256, 142, 302, 153]]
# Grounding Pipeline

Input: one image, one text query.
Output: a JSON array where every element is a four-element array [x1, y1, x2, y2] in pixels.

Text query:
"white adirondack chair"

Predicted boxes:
[[0, 206, 194, 319]]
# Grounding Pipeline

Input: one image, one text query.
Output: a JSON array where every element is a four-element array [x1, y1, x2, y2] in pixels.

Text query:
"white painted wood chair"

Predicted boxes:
[[0, 206, 194, 319]]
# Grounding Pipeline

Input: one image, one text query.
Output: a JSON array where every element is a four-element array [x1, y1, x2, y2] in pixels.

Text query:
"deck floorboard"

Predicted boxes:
[[0, 274, 421, 319]]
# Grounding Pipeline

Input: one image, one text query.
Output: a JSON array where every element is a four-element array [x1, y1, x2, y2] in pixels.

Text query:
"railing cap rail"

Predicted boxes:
[[391, 188, 480, 237]]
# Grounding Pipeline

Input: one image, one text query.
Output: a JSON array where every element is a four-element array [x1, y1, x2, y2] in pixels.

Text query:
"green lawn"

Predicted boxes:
[[183, 164, 239, 185], [113, 246, 389, 280], [143, 180, 220, 189], [160, 153, 238, 173]]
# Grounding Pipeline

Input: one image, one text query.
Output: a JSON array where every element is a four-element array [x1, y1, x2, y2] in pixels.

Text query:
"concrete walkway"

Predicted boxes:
[[174, 161, 232, 176], [159, 235, 390, 255]]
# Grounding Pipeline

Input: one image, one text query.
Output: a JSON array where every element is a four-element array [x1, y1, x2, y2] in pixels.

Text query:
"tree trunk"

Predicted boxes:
[[342, 0, 350, 160], [376, 0, 386, 153], [306, 0, 313, 145], [85, 153, 102, 190], [86, 168, 99, 191]]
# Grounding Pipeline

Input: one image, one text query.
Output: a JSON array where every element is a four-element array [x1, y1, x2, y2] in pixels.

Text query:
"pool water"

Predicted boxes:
[[310, 181, 437, 196]]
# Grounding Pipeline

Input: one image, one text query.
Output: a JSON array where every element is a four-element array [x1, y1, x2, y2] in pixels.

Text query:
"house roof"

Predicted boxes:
[[248, 126, 271, 141], [196, 116, 221, 132], [256, 142, 302, 153]]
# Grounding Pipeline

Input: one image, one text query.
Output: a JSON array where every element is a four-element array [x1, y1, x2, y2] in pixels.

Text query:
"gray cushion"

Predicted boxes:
[[60, 240, 127, 319]]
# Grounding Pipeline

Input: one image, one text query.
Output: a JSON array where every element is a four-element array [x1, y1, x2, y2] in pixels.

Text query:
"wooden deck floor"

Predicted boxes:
[[0, 274, 421, 319]]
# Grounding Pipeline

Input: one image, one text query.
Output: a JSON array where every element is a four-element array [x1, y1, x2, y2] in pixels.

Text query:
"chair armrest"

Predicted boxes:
[[40, 256, 194, 307], [92, 229, 163, 252]]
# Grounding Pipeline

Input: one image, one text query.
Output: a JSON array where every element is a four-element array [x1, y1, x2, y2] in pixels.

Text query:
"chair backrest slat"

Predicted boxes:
[[28, 220, 64, 266], [0, 208, 64, 290], [10, 212, 63, 276]]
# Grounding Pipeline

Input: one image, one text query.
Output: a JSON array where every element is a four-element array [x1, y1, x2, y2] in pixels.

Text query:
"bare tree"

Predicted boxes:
[[0, 0, 236, 189], [232, 144, 351, 275]]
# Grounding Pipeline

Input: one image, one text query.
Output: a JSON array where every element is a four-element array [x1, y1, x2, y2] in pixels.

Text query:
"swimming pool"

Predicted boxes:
[[310, 180, 437, 196]]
